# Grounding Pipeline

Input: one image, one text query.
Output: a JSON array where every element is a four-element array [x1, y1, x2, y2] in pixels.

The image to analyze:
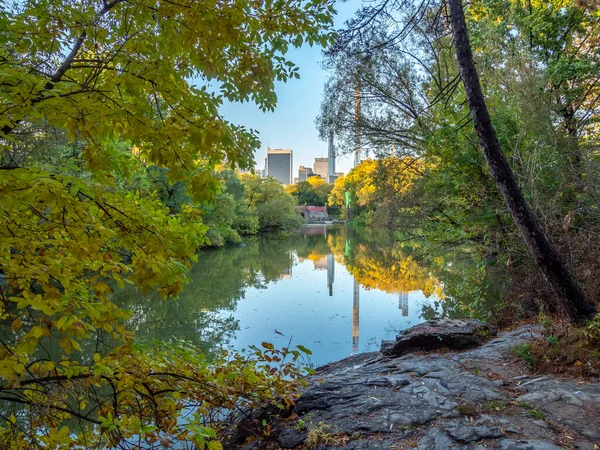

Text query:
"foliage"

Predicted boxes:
[[328, 157, 423, 227], [287, 176, 333, 206], [320, 0, 600, 318], [242, 173, 305, 232], [512, 319, 600, 378], [585, 313, 600, 346], [0, 0, 334, 447], [512, 343, 537, 371]]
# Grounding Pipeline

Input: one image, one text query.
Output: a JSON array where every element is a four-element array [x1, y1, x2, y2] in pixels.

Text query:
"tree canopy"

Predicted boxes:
[[320, 0, 600, 318], [0, 0, 333, 447]]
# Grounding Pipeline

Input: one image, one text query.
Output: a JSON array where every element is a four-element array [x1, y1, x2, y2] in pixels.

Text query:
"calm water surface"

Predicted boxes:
[[116, 225, 504, 367]]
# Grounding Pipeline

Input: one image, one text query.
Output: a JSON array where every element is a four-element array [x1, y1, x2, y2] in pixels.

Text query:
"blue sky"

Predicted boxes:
[[219, 1, 362, 178]]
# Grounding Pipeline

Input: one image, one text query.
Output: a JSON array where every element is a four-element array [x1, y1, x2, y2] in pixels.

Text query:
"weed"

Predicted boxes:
[[305, 422, 332, 449], [512, 343, 537, 371], [516, 401, 545, 419], [585, 313, 600, 346], [481, 400, 511, 413], [457, 403, 479, 417]]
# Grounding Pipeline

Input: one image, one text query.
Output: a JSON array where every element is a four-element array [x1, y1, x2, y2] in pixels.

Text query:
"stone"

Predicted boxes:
[[582, 430, 600, 441], [498, 439, 565, 450], [418, 428, 464, 450], [229, 326, 600, 450], [381, 318, 497, 356], [444, 422, 502, 443], [277, 428, 306, 449]]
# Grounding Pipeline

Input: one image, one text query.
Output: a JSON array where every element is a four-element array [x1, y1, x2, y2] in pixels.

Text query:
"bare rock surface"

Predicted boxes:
[[380, 318, 497, 356], [233, 324, 600, 450]]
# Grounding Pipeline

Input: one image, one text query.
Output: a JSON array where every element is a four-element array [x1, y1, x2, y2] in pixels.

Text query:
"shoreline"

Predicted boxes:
[[233, 324, 600, 450]]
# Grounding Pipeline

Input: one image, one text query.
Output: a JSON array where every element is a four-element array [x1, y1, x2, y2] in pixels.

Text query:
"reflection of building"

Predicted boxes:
[[303, 226, 326, 237], [313, 256, 328, 271], [327, 253, 334, 296], [265, 149, 293, 185], [280, 251, 293, 279], [298, 165, 314, 182], [399, 292, 409, 316], [280, 265, 292, 279], [352, 279, 359, 353], [314, 157, 328, 179]]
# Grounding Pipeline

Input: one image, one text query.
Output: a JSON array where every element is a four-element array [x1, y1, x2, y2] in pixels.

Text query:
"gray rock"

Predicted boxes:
[[582, 430, 600, 442], [231, 326, 600, 450], [277, 428, 306, 448], [444, 421, 502, 443], [418, 428, 464, 450], [381, 318, 497, 356], [498, 439, 565, 450]]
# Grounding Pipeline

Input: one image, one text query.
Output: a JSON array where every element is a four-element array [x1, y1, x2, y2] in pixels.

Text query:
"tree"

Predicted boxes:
[[328, 157, 423, 227], [0, 0, 333, 447], [447, 0, 596, 321], [241, 173, 305, 231], [320, 0, 598, 321], [288, 176, 332, 206]]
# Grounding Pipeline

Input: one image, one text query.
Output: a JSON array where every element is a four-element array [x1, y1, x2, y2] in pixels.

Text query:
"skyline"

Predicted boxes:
[[218, 0, 362, 178]]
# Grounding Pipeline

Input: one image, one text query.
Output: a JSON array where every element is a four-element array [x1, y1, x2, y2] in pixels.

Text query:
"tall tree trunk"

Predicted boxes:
[[447, 0, 596, 322]]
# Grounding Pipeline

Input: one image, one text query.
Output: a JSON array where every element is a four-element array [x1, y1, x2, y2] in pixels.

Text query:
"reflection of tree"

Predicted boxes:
[[112, 224, 507, 360], [421, 255, 509, 320], [343, 243, 443, 297], [113, 237, 299, 357]]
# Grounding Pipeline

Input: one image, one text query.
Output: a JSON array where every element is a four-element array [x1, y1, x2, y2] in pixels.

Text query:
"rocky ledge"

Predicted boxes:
[[236, 321, 600, 450]]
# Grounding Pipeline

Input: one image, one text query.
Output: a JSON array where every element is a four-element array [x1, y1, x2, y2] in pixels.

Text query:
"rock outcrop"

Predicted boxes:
[[380, 318, 497, 356], [233, 324, 600, 450]]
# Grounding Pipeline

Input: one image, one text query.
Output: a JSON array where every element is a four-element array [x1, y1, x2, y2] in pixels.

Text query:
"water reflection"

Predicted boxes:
[[114, 225, 504, 367]]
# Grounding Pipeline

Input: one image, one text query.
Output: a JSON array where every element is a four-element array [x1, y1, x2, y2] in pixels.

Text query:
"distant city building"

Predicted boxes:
[[293, 177, 299, 184], [314, 157, 328, 179], [328, 172, 343, 184], [265, 149, 293, 185], [298, 165, 314, 182]]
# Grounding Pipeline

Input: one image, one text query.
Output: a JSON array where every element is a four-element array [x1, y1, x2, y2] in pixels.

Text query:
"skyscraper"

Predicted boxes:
[[328, 130, 336, 183], [265, 149, 293, 185], [314, 157, 328, 179], [298, 165, 314, 182]]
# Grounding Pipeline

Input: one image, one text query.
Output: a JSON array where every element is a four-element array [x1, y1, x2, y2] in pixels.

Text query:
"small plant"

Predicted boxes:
[[457, 403, 478, 417], [512, 343, 537, 371], [585, 313, 600, 346], [528, 408, 545, 420], [516, 401, 545, 420], [305, 422, 332, 449], [296, 418, 306, 432], [536, 307, 552, 333], [481, 400, 511, 413], [547, 335, 559, 346]]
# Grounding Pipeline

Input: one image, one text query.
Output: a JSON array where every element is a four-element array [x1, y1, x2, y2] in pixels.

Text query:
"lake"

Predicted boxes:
[[115, 225, 505, 367]]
